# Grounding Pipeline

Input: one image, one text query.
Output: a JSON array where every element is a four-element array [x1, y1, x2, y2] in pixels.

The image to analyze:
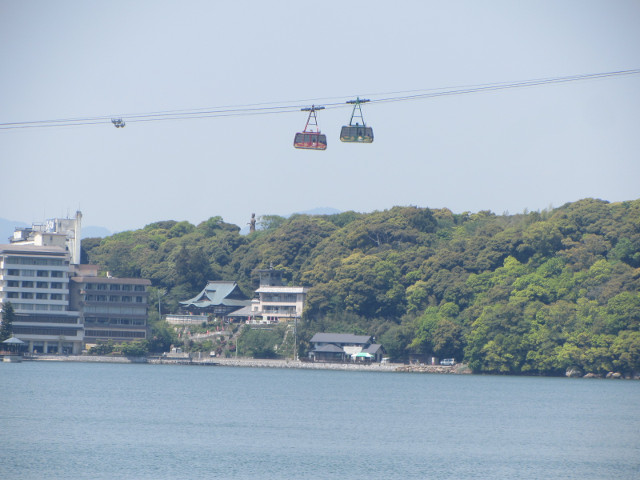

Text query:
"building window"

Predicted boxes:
[[136, 296, 143, 303], [134, 285, 145, 292], [7, 269, 20, 276], [36, 281, 49, 288], [97, 284, 107, 290], [37, 270, 49, 277], [7, 280, 19, 287], [36, 293, 48, 300], [109, 295, 119, 302], [122, 296, 132, 303], [50, 282, 63, 289], [51, 294, 63, 300], [7, 292, 19, 298], [21, 281, 34, 288], [50, 270, 64, 278], [110, 284, 121, 291]]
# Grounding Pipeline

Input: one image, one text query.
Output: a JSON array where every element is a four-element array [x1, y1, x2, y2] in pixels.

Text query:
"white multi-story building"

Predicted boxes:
[[253, 286, 307, 322], [1, 211, 150, 353], [249, 268, 308, 323], [0, 244, 82, 354]]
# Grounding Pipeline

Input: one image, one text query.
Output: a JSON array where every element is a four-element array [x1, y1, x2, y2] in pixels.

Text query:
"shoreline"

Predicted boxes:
[[21, 354, 471, 374], [17, 355, 638, 378]]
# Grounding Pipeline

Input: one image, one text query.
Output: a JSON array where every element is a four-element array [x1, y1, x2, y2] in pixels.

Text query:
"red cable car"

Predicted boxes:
[[294, 106, 327, 150]]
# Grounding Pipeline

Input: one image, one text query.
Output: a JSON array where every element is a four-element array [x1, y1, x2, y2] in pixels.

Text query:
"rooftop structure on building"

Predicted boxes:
[[10, 211, 82, 264], [255, 266, 284, 287]]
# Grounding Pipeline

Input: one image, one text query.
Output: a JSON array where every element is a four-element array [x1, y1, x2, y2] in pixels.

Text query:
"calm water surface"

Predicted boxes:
[[1, 361, 638, 479]]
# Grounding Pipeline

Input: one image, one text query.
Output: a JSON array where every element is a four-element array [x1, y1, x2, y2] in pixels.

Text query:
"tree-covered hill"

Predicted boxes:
[[82, 199, 640, 376]]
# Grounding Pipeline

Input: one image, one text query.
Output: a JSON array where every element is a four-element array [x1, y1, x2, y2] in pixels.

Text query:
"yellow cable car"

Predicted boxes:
[[340, 98, 373, 143]]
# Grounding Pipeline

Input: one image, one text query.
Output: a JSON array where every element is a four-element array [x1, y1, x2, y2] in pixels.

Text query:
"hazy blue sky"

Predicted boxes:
[[2, 1, 639, 233]]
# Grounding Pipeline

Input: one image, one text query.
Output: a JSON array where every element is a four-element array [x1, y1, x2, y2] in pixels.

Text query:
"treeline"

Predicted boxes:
[[82, 198, 640, 375]]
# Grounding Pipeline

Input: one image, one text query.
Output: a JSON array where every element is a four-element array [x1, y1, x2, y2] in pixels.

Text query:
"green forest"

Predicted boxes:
[[82, 198, 640, 376]]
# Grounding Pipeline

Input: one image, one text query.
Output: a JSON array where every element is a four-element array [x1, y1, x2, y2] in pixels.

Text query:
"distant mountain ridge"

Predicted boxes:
[[293, 207, 341, 216]]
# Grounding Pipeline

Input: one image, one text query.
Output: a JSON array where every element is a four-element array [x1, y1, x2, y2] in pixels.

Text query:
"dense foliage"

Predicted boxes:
[[82, 199, 640, 375], [1, 301, 15, 342]]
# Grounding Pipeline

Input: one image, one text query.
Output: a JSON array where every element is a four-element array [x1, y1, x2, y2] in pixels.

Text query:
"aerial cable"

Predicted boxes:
[[369, 69, 640, 104], [1, 68, 638, 130]]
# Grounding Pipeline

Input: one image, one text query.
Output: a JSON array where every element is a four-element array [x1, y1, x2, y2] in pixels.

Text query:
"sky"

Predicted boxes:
[[1, 1, 639, 234]]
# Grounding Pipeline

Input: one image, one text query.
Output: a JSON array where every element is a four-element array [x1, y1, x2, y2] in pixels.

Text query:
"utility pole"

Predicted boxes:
[[157, 288, 166, 320], [294, 315, 298, 361]]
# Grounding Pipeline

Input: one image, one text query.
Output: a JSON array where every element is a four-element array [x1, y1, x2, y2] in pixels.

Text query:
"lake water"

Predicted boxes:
[[1, 362, 638, 480]]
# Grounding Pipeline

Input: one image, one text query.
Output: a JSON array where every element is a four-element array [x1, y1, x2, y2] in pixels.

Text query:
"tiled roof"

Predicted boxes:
[[71, 276, 151, 285], [0, 244, 67, 255], [180, 281, 249, 308], [363, 344, 384, 354], [312, 344, 345, 353], [309, 333, 372, 345], [226, 305, 253, 317]]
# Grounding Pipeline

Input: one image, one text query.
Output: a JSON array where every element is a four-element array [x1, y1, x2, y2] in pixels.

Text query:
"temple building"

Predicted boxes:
[[179, 281, 251, 317]]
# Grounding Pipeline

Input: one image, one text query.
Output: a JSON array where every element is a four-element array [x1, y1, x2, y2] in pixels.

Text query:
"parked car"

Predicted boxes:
[[440, 358, 455, 366]]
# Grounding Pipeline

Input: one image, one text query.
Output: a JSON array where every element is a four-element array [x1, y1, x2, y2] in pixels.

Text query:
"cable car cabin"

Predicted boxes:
[[293, 132, 327, 150], [340, 125, 373, 143]]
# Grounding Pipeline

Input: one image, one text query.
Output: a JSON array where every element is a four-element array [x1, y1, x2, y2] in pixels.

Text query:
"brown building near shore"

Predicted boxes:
[[70, 265, 151, 346]]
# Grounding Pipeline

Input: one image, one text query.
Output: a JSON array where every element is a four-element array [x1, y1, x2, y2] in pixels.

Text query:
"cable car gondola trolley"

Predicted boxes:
[[111, 118, 126, 128], [340, 97, 373, 143], [293, 105, 327, 150]]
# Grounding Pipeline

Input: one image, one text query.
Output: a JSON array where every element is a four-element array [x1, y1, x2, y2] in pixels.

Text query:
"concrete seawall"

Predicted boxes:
[[25, 354, 147, 364], [212, 357, 399, 372], [24, 354, 471, 373]]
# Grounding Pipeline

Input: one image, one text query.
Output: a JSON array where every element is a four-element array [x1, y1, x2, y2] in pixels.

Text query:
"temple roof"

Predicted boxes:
[[180, 281, 250, 309]]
